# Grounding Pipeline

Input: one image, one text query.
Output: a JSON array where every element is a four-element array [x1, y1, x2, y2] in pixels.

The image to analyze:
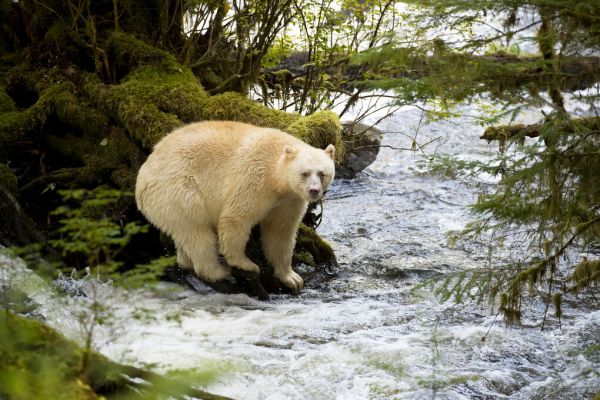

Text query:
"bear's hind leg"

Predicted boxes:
[[175, 229, 230, 282]]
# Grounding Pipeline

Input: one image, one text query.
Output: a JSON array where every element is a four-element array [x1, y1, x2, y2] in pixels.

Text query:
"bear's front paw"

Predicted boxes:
[[276, 270, 304, 292]]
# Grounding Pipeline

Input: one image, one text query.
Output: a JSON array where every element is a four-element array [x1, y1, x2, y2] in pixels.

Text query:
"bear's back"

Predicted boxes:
[[140, 121, 301, 197], [156, 121, 306, 172]]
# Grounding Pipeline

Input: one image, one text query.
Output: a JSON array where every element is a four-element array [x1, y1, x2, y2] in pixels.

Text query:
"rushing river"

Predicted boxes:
[[2, 104, 599, 399]]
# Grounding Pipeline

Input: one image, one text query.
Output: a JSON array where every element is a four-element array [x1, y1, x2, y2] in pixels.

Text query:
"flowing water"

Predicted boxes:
[[1, 104, 599, 399]]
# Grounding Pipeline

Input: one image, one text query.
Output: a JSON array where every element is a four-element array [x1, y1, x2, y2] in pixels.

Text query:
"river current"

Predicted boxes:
[[1, 104, 599, 399]]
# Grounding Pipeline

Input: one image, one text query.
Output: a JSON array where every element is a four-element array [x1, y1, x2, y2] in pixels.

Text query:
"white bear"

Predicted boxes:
[[135, 121, 335, 291]]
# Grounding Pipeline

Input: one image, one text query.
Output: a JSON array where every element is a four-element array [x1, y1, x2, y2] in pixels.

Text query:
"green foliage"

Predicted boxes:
[[47, 188, 157, 284], [37, 187, 179, 287], [262, 35, 294, 68], [352, 1, 600, 108], [120, 256, 177, 288], [388, 1, 600, 325], [425, 112, 600, 325], [256, 0, 400, 119]]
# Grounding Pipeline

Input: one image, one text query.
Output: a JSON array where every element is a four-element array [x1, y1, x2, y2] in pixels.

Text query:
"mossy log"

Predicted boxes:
[[0, 311, 233, 400], [481, 116, 600, 142]]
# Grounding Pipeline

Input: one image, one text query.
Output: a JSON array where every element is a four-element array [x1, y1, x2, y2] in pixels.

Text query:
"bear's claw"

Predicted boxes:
[[276, 270, 304, 292]]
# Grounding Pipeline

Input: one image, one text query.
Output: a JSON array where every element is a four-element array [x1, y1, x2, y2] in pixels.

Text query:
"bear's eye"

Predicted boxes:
[[317, 171, 325, 178], [301, 171, 310, 179]]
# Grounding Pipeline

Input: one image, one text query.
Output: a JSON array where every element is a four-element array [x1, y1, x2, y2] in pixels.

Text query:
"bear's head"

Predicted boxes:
[[283, 143, 336, 202]]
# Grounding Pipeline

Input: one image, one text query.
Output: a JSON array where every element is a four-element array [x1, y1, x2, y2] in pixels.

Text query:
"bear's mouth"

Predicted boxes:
[[308, 192, 322, 201]]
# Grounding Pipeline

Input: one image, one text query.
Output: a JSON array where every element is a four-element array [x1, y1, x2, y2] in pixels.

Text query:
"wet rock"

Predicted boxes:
[[336, 121, 383, 179]]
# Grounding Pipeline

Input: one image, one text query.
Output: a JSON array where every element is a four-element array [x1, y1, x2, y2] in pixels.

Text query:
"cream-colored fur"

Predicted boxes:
[[135, 121, 335, 290]]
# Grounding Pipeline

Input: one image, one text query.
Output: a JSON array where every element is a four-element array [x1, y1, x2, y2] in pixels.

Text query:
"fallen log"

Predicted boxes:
[[481, 116, 600, 142]]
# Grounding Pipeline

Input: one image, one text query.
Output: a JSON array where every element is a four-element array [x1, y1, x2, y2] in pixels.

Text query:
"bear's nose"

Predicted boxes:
[[309, 188, 321, 197]]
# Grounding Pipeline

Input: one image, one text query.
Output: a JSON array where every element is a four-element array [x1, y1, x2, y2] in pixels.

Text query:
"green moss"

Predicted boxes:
[[6, 64, 64, 95], [572, 259, 600, 292], [45, 133, 95, 163], [200, 67, 224, 89], [107, 32, 208, 122], [110, 167, 137, 189], [0, 111, 21, 143], [44, 130, 139, 190], [86, 74, 183, 149], [286, 110, 344, 162], [84, 33, 342, 153], [84, 33, 209, 149], [100, 127, 143, 167], [0, 163, 17, 193], [107, 32, 174, 72], [53, 86, 107, 138], [201, 93, 344, 157], [40, 22, 91, 67], [0, 310, 226, 399], [0, 87, 16, 112], [87, 33, 341, 157], [1, 80, 107, 146], [0, 312, 110, 400], [292, 250, 315, 267], [200, 91, 297, 129], [294, 223, 336, 267], [128, 64, 207, 122]]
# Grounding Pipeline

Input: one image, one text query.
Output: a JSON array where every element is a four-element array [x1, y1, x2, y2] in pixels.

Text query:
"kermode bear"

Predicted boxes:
[[135, 121, 335, 291]]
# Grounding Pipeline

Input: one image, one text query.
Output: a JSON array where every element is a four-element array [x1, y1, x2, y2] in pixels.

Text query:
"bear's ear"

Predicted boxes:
[[284, 145, 298, 159], [325, 144, 335, 160]]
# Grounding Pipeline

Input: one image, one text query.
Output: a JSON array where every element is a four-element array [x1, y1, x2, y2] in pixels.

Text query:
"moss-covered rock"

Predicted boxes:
[[200, 92, 344, 159], [85, 73, 183, 150], [0, 80, 66, 144]]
